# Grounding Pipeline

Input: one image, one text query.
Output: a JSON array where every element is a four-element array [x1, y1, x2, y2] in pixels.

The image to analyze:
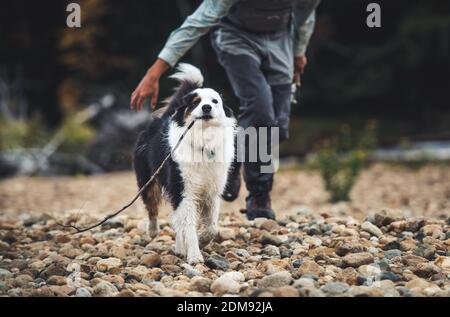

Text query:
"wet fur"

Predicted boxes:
[[133, 64, 236, 264]]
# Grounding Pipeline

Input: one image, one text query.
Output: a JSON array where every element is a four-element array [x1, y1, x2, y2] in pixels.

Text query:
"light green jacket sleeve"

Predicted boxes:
[[294, 10, 316, 57], [158, 0, 237, 67]]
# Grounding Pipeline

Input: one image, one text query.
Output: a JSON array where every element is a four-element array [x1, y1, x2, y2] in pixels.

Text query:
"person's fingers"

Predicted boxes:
[[151, 87, 159, 109], [130, 91, 138, 109], [136, 94, 144, 111]]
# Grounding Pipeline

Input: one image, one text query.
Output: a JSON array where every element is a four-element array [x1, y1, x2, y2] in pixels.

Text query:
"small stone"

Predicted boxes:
[[205, 255, 229, 270], [272, 285, 299, 297], [421, 224, 444, 238], [31, 286, 56, 297], [218, 228, 236, 241], [361, 221, 383, 238], [160, 255, 180, 266], [335, 241, 365, 256], [117, 289, 136, 297], [399, 237, 417, 251], [396, 287, 413, 297], [76, 287, 92, 297], [401, 254, 428, 267], [54, 234, 71, 244], [40, 263, 67, 279], [414, 244, 436, 260], [190, 276, 211, 293], [377, 271, 401, 282], [80, 237, 96, 245], [434, 256, 450, 272], [373, 209, 404, 227], [210, 272, 244, 295], [342, 252, 374, 268], [257, 271, 292, 288], [126, 266, 149, 281], [293, 277, 316, 289], [382, 240, 401, 251], [110, 246, 128, 259], [141, 253, 161, 268], [292, 259, 302, 268], [411, 263, 440, 278], [96, 258, 122, 273], [321, 282, 349, 295], [59, 245, 83, 259], [0, 268, 13, 280], [383, 249, 402, 260], [376, 259, 390, 271], [297, 260, 324, 277], [161, 265, 182, 274], [405, 278, 434, 291], [0, 241, 10, 251], [260, 219, 279, 232], [93, 281, 118, 297], [303, 236, 322, 247], [47, 275, 67, 285], [263, 245, 280, 258], [101, 219, 124, 229], [260, 232, 283, 246], [13, 274, 34, 288], [339, 267, 358, 285]]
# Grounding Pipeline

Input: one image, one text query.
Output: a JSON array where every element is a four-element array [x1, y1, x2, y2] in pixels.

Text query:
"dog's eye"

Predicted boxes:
[[212, 99, 218, 104]]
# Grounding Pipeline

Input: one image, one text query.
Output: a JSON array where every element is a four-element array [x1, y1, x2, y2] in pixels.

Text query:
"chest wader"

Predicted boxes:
[[214, 0, 319, 206]]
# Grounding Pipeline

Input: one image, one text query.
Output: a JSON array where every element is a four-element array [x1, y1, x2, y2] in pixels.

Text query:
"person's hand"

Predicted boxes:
[[293, 55, 308, 86], [131, 58, 170, 110]]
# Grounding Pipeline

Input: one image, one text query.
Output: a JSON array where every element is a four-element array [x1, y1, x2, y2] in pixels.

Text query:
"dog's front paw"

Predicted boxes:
[[198, 230, 218, 249], [187, 252, 204, 265], [147, 226, 160, 239]]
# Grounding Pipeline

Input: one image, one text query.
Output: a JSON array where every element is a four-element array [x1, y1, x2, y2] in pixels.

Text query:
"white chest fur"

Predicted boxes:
[[168, 121, 235, 198]]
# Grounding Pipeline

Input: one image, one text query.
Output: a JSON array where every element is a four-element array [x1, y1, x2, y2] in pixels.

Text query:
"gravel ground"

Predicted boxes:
[[0, 164, 449, 297]]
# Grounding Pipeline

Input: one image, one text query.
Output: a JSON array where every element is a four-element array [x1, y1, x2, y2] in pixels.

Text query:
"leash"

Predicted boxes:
[[58, 113, 196, 234]]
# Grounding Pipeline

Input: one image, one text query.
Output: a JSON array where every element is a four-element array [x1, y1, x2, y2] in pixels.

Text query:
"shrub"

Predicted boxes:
[[311, 120, 378, 202]]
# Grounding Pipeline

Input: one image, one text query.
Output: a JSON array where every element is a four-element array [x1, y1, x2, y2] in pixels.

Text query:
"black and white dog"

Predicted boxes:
[[133, 64, 236, 264]]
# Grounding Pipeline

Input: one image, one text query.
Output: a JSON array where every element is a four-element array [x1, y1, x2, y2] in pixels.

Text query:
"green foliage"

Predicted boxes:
[[0, 116, 49, 150], [0, 115, 94, 153], [311, 120, 378, 202], [58, 117, 95, 153]]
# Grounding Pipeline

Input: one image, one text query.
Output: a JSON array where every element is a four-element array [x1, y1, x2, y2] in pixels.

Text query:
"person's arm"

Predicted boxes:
[[293, 10, 317, 85], [294, 10, 316, 58], [131, 0, 236, 110]]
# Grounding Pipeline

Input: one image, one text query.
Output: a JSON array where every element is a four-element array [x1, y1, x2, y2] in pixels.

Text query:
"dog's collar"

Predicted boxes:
[[196, 145, 215, 159]]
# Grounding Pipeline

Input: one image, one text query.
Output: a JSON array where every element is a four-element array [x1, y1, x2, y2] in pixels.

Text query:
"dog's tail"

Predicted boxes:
[[169, 63, 204, 88]]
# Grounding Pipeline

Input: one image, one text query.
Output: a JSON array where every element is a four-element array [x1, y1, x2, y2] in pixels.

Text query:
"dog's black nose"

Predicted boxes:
[[202, 104, 212, 113]]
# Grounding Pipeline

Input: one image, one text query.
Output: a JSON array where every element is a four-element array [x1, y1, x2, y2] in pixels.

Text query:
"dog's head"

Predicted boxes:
[[181, 88, 234, 126]]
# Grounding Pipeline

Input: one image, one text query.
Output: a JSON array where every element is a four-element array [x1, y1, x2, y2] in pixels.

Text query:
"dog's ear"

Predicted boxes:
[[223, 104, 234, 118], [182, 91, 199, 106]]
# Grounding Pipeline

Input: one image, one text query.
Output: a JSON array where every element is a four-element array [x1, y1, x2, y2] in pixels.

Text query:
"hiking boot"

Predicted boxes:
[[244, 192, 276, 220], [222, 162, 241, 202]]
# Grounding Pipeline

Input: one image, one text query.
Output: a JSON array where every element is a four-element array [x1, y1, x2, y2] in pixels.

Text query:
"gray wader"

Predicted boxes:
[[211, 20, 294, 194]]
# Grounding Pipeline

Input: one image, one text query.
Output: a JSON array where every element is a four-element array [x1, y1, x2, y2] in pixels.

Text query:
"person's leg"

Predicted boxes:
[[216, 52, 276, 188], [271, 84, 292, 143], [212, 39, 277, 219]]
